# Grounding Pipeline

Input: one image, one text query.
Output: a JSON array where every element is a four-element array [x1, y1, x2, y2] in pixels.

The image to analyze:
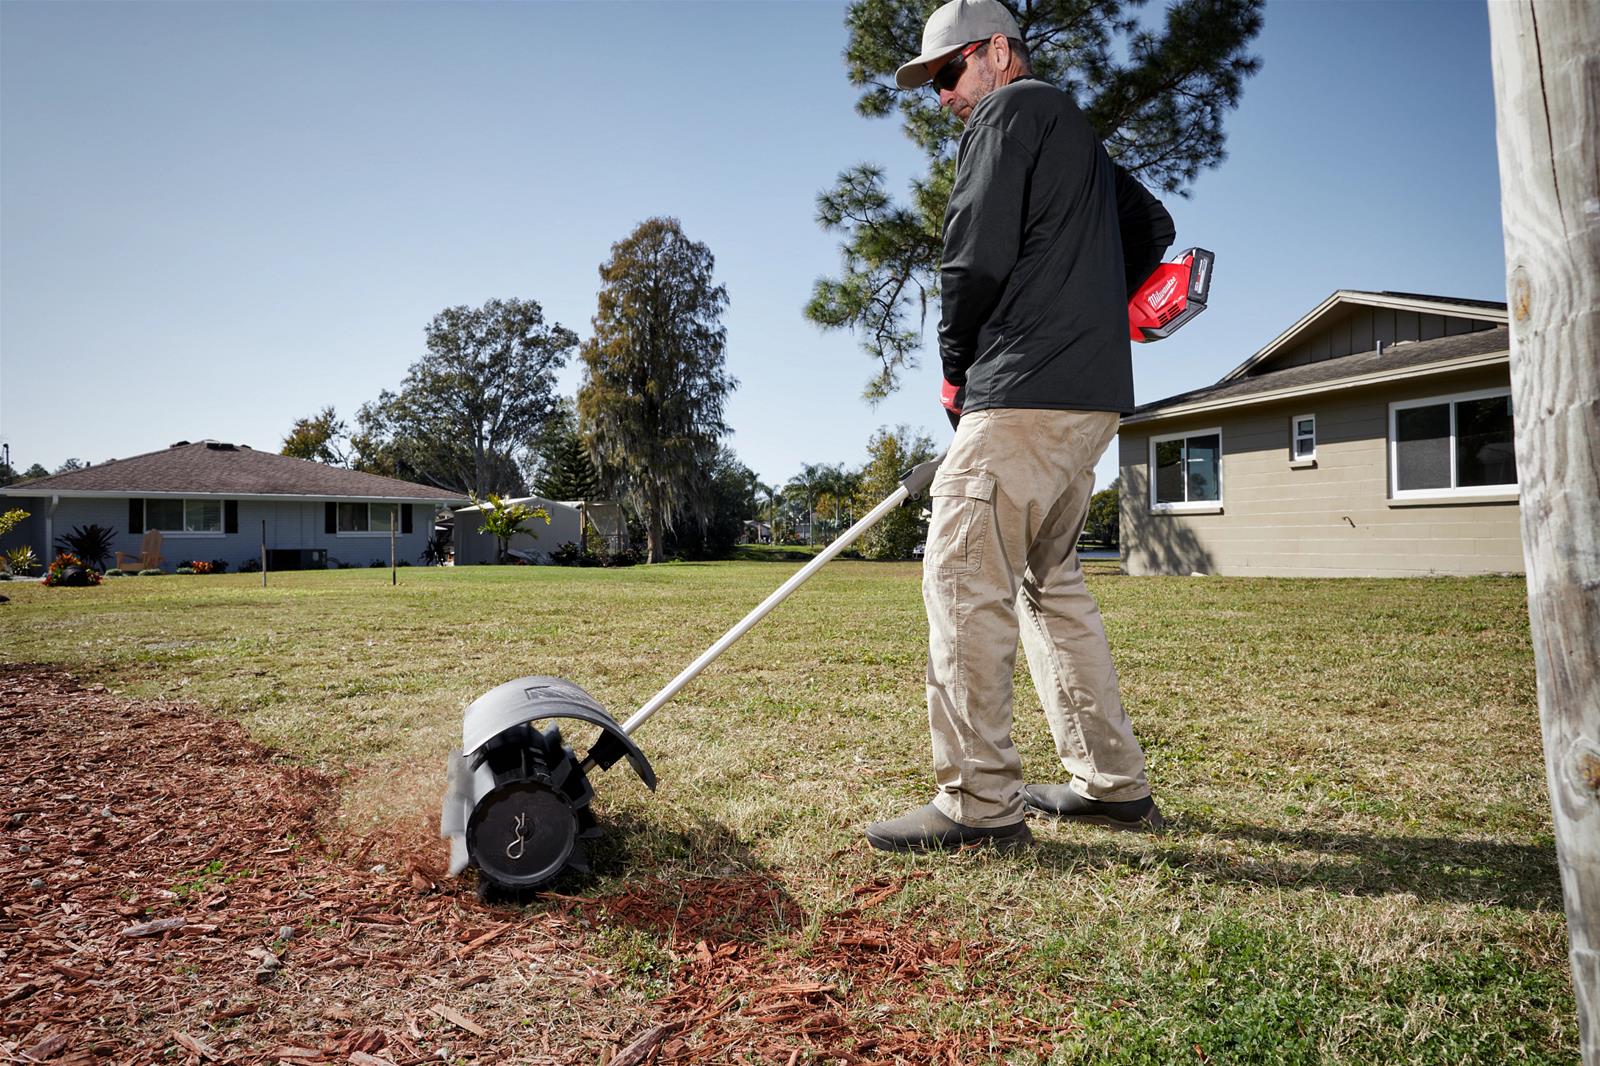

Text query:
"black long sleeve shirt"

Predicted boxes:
[[938, 78, 1175, 414]]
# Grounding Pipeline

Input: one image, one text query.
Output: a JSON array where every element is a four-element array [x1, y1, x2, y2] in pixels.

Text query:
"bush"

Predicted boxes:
[[209, 559, 229, 574], [551, 541, 585, 566], [369, 559, 386, 568], [104, 569, 128, 577], [176, 566, 196, 575], [605, 546, 642, 567], [53, 524, 116, 571], [419, 537, 449, 566], [44, 553, 102, 587], [239, 558, 261, 573], [187, 560, 213, 574], [138, 569, 163, 577], [4, 545, 40, 576]]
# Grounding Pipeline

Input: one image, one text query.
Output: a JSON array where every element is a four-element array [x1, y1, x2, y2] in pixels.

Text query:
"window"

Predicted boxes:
[[1390, 388, 1517, 499], [1149, 428, 1223, 512], [142, 498, 222, 533], [338, 503, 398, 534], [1292, 414, 1316, 461]]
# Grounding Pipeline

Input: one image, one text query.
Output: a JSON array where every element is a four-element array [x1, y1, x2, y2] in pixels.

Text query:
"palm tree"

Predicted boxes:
[[784, 463, 829, 545]]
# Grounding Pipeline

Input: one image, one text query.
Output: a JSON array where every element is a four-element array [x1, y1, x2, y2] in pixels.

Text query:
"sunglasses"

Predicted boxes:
[[931, 39, 988, 93]]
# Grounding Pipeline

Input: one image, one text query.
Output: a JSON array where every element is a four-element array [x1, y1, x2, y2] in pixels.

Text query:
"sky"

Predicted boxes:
[[0, 0, 1507, 494]]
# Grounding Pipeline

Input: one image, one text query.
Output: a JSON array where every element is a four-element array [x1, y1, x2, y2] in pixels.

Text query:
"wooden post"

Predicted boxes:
[[1488, 3, 1600, 1060], [390, 509, 397, 586]]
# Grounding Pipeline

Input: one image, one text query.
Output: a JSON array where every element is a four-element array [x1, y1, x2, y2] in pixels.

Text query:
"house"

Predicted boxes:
[[1118, 291, 1520, 577], [451, 496, 582, 565], [1, 440, 464, 571]]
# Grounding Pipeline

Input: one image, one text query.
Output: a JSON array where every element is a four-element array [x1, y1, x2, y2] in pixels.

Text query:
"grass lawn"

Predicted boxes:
[[0, 562, 1575, 1062]]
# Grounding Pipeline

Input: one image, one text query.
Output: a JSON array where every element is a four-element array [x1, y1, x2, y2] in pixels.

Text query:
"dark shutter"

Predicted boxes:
[[129, 498, 143, 534], [325, 502, 337, 534], [224, 500, 238, 534], [401, 504, 413, 534]]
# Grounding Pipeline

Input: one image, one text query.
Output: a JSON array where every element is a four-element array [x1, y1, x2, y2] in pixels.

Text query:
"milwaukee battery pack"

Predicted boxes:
[[1128, 247, 1214, 343]]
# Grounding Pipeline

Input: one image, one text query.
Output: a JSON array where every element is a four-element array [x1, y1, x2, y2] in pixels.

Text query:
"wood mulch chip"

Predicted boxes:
[[1, 665, 1069, 1064]]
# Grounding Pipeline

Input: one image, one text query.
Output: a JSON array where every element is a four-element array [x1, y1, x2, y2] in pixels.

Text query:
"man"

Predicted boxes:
[[865, 0, 1175, 853]]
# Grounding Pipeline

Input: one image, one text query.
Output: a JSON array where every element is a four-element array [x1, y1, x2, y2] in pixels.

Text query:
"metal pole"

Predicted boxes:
[[620, 455, 943, 737], [390, 508, 397, 586], [260, 519, 267, 588]]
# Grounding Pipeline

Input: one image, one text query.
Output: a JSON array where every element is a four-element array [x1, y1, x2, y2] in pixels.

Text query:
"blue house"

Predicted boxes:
[[1, 439, 464, 572]]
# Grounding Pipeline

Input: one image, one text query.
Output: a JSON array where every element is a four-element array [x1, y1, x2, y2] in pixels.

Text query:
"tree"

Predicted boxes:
[[853, 425, 938, 560], [54, 458, 85, 474], [784, 463, 832, 545], [807, 0, 1264, 398], [281, 407, 349, 466], [528, 398, 604, 502], [354, 298, 577, 496], [21, 464, 48, 481], [665, 447, 760, 560], [815, 463, 863, 540], [578, 217, 735, 564], [472, 493, 550, 564], [1083, 477, 1120, 547]]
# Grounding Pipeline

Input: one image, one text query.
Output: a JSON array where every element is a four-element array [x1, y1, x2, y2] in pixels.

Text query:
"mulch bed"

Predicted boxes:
[[1, 665, 1068, 1064]]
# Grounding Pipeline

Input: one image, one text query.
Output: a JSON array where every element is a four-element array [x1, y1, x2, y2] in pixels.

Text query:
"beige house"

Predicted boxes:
[[1118, 291, 1521, 577]]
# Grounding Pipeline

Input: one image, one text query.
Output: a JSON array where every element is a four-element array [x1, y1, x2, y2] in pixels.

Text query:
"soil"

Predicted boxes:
[[1, 665, 1066, 1064]]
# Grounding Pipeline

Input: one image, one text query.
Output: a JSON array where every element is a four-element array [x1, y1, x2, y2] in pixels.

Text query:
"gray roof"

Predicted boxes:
[[1131, 326, 1510, 419], [7, 440, 464, 501], [1352, 290, 1508, 313]]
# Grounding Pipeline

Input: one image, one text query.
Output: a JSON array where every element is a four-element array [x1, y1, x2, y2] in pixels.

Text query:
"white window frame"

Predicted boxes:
[[1291, 413, 1317, 462], [1148, 427, 1224, 514], [144, 498, 225, 537], [337, 502, 400, 537], [1388, 386, 1517, 501]]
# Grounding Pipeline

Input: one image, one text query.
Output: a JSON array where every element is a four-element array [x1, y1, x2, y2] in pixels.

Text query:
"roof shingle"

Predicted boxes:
[[1130, 327, 1510, 419], [7, 441, 463, 501]]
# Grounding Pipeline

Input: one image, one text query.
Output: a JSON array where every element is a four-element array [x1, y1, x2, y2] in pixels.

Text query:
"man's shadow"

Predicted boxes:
[[1029, 813, 1561, 910]]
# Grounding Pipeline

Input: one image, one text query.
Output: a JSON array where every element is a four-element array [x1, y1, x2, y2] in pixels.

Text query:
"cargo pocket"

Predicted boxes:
[[927, 472, 996, 575]]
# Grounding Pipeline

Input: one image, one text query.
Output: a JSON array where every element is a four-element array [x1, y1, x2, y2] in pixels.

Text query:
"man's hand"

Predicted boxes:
[[940, 378, 965, 429]]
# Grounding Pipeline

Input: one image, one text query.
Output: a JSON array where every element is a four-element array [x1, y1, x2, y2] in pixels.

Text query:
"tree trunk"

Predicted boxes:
[[647, 486, 665, 564], [1488, 4, 1600, 1060]]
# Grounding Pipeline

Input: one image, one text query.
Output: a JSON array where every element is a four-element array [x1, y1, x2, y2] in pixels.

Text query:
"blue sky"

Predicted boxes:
[[0, 0, 1505, 494]]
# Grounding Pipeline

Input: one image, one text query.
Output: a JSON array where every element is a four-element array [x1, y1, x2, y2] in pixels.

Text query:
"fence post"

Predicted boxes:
[[1488, 3, 1600, 1059]]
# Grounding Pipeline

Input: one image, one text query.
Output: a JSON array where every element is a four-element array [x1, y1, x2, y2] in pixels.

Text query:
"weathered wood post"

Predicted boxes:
[[1487, 1, 1600, 1057]]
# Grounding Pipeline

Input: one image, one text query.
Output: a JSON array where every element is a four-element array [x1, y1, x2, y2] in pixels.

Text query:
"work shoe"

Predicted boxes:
[[1021, 785, 1166, 833], [864, 803, 1033, 854]]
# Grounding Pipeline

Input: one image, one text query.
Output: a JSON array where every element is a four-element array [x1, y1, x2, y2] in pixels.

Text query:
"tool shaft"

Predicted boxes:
[[620, 480, 918, 736]]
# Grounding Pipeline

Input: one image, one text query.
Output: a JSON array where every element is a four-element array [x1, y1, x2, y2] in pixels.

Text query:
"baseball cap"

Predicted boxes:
[[894, 0, 1023, 90]]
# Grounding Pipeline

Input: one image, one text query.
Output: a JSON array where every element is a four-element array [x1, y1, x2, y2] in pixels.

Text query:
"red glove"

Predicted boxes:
[[941, 378, 965, 429], [940, 378, 965, 416]]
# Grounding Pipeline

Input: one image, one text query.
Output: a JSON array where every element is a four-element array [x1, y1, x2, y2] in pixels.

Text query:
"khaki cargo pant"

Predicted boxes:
[[924, 408, 1150, 827]]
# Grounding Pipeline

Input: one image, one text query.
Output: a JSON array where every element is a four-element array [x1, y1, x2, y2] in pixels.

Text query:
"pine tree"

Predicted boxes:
[[529, 399, 604, 502], [578, 218, 735, 564]]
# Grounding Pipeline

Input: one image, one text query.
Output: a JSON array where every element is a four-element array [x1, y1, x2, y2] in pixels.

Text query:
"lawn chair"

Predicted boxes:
[[115, 530, 164, 572]]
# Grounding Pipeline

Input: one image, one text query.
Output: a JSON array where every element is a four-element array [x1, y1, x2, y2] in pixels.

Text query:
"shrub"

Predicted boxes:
[[188, 560, 213, 574], [44, 553, 102, 587], [239, 558, 261, 573], [551, 542, 585, 566], [4, 545, 39, 575], [369, 559, 386, 568], [176, 566, 196, 575], [0, 509, 29, 540], [104, 568, 127, 577], [138, 569, 163, 577], [54, 524, 117, 571], [397, 559, 410, 567], [605, 546, 642, 568], [208, 559, 229, 574], [419, 537, 449, 566]]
